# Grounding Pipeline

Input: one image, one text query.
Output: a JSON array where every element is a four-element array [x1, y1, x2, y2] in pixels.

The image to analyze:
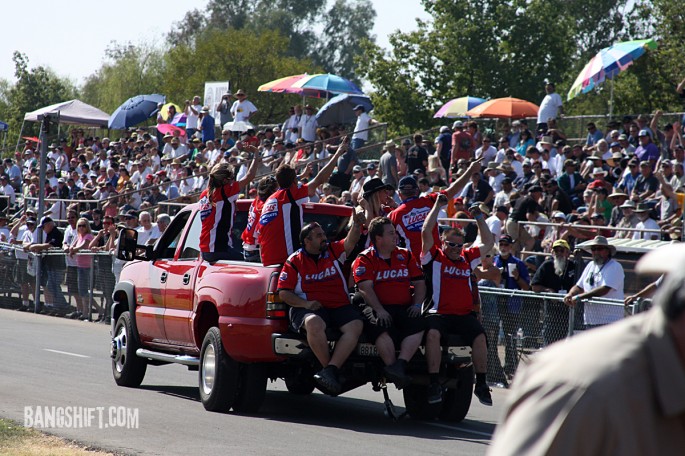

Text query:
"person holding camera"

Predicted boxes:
[[215, 91, 233, 127], [421, 194, 495, 405]]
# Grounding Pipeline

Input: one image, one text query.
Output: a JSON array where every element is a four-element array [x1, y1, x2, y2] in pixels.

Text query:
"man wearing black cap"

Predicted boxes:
[[389, 158, 482, 253], [351, 105, 377, 152]]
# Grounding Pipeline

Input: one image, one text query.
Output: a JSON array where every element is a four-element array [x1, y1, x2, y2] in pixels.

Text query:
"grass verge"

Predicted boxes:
[[0, 418, 116, 455]]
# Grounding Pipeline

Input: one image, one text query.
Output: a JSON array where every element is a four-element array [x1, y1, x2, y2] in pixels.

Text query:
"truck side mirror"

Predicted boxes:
[[117, 228, 139, 261]]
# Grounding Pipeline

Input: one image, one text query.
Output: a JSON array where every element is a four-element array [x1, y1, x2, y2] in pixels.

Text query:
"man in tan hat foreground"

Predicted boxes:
[[562, 236, 624, 327], [488, 243, 685, 455]]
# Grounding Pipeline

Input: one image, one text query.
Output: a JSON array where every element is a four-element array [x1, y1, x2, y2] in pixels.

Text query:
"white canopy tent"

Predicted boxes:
[[24, 99, 109, 126]]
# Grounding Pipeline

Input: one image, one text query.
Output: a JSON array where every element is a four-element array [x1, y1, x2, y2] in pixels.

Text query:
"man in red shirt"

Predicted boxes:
[[450, 120, 474, 165], [278, 211, 365, 394], [421, 194, 494, 406], [352, 217, 426, 387], [241, 176, 278, 262], [389, 157, 482, 253], [258, 139, 348, 265]]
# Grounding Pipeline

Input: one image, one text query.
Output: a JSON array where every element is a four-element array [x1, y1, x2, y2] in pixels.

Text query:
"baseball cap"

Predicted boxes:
[[353, 165, 362, 173], [499, 235, 514, 244], [638, 129, 650, 137], [38, 216, 54, 228], [452, 120, 464, 129], [552, 239, 570, 250], [398, 176, 419, 191]]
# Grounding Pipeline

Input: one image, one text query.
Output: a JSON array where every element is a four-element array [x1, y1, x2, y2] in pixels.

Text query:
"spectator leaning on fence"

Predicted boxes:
[[563, 236, 624, 328]]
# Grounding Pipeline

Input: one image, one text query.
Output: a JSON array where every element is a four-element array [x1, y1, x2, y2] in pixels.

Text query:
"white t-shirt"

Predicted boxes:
[[474, 214, 503, 245], [475, 145, 498, 163], [186, 103, 201, 129], [353, 113, 371, 141], [136, 224, 161, 245], [632, 218, 660, 240], [537, 92, 563, 124], [298, 115, 318, 142], [577, 258, 624, 325], [0, 183, 16, 205], [230, 100, 258, 122], [63, 225, 78, 267]]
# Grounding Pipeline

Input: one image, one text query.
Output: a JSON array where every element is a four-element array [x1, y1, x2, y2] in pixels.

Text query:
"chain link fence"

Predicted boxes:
[[479, 286, 639, 385]]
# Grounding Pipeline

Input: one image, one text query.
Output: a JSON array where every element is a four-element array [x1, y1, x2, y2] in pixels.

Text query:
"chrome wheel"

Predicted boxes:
[[201, 343, 216, 395], [113, 325, 128, 373]]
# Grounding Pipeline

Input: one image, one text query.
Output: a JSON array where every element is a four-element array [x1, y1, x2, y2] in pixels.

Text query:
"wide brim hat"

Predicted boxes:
[[362, 178, 394, 200], [582, 236, 616, 256], [633, 202, 651, 213]]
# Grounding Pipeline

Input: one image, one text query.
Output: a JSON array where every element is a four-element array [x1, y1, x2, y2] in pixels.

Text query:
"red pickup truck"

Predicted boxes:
[[110, 200, 474, 421]]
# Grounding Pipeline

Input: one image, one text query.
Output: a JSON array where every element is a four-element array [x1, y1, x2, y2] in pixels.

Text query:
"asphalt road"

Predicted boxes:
[[0, 308, 507, 455]]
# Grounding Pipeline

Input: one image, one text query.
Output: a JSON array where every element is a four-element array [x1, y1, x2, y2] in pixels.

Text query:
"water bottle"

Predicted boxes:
[[516, 327, 524, 350]]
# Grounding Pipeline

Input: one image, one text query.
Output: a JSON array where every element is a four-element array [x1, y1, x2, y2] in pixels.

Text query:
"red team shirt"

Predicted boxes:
[[388, 192, 445, 253], [257, 182, 309, 265], [352, 246, 423, 306], [199, 181, 240, 253], [241, 197, 265, 249], [421, 245, 481, 315], [277, 240, 350, 309]]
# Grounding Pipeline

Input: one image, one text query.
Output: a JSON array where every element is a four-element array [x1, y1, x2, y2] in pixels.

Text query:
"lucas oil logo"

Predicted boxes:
[[305, 266, 338, 281], [444, 265, 470, 277], [376, 268, 409, 280], [199, 195, 212, 221], [259, 198, 279, 225], [401, 207, 430, 232]]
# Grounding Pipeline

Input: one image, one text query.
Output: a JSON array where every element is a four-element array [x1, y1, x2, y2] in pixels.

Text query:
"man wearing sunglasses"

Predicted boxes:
[[563, 236, 624, 329], [420, 194, 495, 406]]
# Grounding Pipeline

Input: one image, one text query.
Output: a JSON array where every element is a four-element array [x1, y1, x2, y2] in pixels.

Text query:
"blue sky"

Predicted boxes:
[[0, 0, 431, 85]]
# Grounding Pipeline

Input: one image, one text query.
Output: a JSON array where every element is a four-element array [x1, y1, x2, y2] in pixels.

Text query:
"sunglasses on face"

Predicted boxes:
[[590, 246, 607, 251], [444, 241, 463, 248], [552, 247, 566, 253], [77, 224, 87, 228]]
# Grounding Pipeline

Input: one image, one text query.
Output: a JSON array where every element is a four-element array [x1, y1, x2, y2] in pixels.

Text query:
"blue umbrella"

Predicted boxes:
[[108, 94, 166, 129], [315, 94, 373, 126]]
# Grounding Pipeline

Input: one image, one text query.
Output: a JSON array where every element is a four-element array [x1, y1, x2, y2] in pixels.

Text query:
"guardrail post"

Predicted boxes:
[[88, 256, 94, 321], [566, 305, 575, 338]]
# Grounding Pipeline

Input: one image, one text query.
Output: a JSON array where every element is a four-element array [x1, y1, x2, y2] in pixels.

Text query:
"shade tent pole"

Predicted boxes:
[[15, 120, 26, 154]]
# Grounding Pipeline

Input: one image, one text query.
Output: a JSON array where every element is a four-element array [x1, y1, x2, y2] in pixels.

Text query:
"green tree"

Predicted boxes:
[[81, 42, 165, 115], [167, 0, 375, 80], [162, 29, 320, 124], [4, 52, 77, 144], [359, 0, 632, 133]]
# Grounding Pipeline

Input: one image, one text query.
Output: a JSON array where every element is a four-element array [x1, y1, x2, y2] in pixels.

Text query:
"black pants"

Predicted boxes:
[[202, 248, 243, 262], [543, 300, 570, 346], [497, 298, 520, 375]]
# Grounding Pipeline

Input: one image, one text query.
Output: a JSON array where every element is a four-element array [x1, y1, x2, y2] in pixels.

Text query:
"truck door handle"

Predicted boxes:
[[160, 272, 168, 283], [182, 273, 191, 285]]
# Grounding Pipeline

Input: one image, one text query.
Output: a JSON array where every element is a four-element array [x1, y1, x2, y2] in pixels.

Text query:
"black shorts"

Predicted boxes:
[[290, 304, 363, 334], [425, 313, 485, 346], [363, 304, 426, 344]]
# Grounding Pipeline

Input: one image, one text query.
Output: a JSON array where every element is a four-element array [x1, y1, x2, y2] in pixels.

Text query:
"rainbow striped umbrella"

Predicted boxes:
[[433, 96, 486, 118], [258, 74, 330, 98], [567, 38, 657, 101]]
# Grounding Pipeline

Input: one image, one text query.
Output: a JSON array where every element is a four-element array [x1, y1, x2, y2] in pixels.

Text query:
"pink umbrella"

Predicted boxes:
[[156, 123, 186, 137]]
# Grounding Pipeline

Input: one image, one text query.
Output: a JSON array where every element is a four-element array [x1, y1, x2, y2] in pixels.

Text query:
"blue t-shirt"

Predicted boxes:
[[201, 115, 216, 143]]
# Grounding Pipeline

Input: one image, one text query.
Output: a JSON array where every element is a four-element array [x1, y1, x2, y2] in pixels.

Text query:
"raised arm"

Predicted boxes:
[[343, 209, 366, 256], [445, 157, 483, 199], [421, 193, 447, 257], [237, 146, 262, 190], [470, 204, 494, 256], [308, 137, 349, 196]]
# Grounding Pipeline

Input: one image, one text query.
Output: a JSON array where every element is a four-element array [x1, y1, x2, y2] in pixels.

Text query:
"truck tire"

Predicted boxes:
[[439, 365, 474, 422], [112, 311, 147, 387], [233, 363, 268, 413], [199, 327, 239, 413], [284, 375, 316, 395], [403, 384, 441, 421]]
